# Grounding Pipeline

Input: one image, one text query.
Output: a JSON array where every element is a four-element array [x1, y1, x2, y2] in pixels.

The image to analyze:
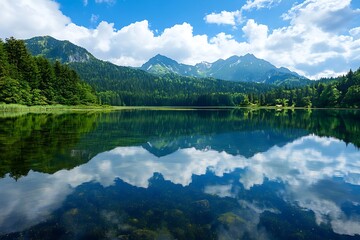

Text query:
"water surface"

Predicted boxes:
[[0, 109, 360, 240]]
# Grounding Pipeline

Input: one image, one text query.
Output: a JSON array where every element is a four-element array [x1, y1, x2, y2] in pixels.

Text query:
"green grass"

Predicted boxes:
[[0, 103, 116, 117], [1, 103, 356, 116]]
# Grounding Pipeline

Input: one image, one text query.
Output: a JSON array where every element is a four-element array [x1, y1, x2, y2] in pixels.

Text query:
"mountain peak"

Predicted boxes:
[[140, 53, 307, 85], [225, 54, 259, 64], [147, 54, 179, 65], [140, 54, 189, 75], [153, 54, 170, 59], [154, 53, 168, 58], [25, 36, 95, 63], [226, 55, 241, 62], [240, 53, 260, 62], [243, 53, 256, 58]]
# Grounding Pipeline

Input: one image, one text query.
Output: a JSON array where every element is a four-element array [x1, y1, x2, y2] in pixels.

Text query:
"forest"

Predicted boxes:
[[246, 70, 360, 108], [87, 69, 360, 108], [0, 37, 97, 105], [0, 37, 359, 108]]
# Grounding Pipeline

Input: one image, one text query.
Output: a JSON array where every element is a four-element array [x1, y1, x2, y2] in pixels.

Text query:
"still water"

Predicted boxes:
[[0, 109, 360, 240]]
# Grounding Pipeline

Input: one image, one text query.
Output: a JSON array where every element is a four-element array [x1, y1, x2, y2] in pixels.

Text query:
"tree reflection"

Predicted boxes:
[[1, 109, 359, 179]]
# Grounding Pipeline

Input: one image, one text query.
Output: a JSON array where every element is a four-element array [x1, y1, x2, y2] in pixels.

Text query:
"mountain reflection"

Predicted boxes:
[[1, 109, 359, 180], [1, 134, 359, 236], [1, 109, 360, 239]]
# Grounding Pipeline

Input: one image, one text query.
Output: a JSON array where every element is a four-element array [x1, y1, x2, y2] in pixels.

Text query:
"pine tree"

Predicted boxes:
[[4, 37, 40, 89], [35, 56, 56, 103], [0, 39, 9, 78]]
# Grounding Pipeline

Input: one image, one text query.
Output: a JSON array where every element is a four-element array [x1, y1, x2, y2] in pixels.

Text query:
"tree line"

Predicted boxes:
[[249, 69, 360, 108], [0, 37, 97, 105], [245, 69, 360, 108], [1, 37, 359, 108], [71, 56, 360, 107]]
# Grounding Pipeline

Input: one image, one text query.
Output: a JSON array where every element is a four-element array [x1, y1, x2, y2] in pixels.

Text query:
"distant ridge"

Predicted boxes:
[[141, 53, 309, 85], [25, 36, 276, 106]]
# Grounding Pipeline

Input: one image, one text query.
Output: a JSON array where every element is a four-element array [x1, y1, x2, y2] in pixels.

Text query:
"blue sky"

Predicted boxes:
[[57, 0, 300, 40], [1, 0, 360, 79]]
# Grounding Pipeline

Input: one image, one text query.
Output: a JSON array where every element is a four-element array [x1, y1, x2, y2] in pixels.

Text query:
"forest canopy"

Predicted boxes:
[[0, 37, 97, 105]]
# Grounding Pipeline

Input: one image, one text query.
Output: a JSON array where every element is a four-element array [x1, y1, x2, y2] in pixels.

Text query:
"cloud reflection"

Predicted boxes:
[[0, 135, 360, 235]]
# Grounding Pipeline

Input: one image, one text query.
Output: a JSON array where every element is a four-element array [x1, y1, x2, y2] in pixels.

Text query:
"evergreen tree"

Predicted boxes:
[[0, 37, 97, 106], [35, 56, 56, 103], [342, 85, 360, 107], [320, 85, 340, 107], [0, 39, 9, 78], [4, 37, 40, 88]]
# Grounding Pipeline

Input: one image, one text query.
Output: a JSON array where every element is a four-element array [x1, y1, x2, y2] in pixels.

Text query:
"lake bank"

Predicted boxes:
[[1, 103, 358, 115]]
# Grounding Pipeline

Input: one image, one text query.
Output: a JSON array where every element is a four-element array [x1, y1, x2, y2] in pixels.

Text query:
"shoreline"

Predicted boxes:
[[0, 103, 359, 113]]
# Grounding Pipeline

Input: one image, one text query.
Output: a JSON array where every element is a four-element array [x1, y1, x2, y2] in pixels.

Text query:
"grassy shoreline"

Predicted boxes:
[[0, 104, 114, 112], [0, 103, 358, 114]]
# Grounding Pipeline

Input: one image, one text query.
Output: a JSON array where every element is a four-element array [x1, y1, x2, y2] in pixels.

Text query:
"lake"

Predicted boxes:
[[0, 109, 360, 240]]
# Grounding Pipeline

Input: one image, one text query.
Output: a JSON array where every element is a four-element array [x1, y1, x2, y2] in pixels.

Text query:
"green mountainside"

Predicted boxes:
[[21, 36, 360, 108], [25, 36, 96, 63], [140, 53, 310, 86], [25, 36, 275, 106], [141, 54, 203, 77]]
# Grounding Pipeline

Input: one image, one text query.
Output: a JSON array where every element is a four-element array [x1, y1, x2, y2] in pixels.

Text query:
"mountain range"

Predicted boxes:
[[25, 36, 308, 87], [140, 54, 308, 85], [4, 35, 356, 108], [25, 36, 278, 106]]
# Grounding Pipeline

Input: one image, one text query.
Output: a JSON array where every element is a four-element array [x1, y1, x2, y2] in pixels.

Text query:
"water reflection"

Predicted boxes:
[[1, 109, 360, 239], [1, 133, 359, 238], [2, 109, 359, 179]]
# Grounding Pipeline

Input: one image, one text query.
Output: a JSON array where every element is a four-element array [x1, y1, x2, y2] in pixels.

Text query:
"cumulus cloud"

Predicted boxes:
[[350, 26, 360, 38], [203, 0, 360, 78], [242, 0, 282, 11], [204, 0, 281, 26], [0, 0, 71, 39], [0, 0, 360, 78], [242, 19, 268, 47], [204, 10, 242, 26], [282, 0, 360, 33]]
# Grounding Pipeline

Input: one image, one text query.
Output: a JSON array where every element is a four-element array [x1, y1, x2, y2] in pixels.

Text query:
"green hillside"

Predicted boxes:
[[25, 36, 275, 106]]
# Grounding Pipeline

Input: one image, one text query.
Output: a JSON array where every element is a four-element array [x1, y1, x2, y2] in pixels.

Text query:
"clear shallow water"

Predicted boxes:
[[0, 109, 360, 240]]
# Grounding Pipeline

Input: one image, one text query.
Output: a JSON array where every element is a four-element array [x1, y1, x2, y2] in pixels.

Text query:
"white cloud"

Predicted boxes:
[[242, 0, 282, 11], [350, 26, 360, 38], [204, 0, 281, 27], [242, 19, 268, 46], [204, 10, 242, 26], [282, 0, 360, 33], [0, 0, 360, 78], [83, 0, 88, 6], [0, 0, 70, 39], [204, 184, 234, 198], [202, 0, 360, 78], [237, 0, 360, 78]]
